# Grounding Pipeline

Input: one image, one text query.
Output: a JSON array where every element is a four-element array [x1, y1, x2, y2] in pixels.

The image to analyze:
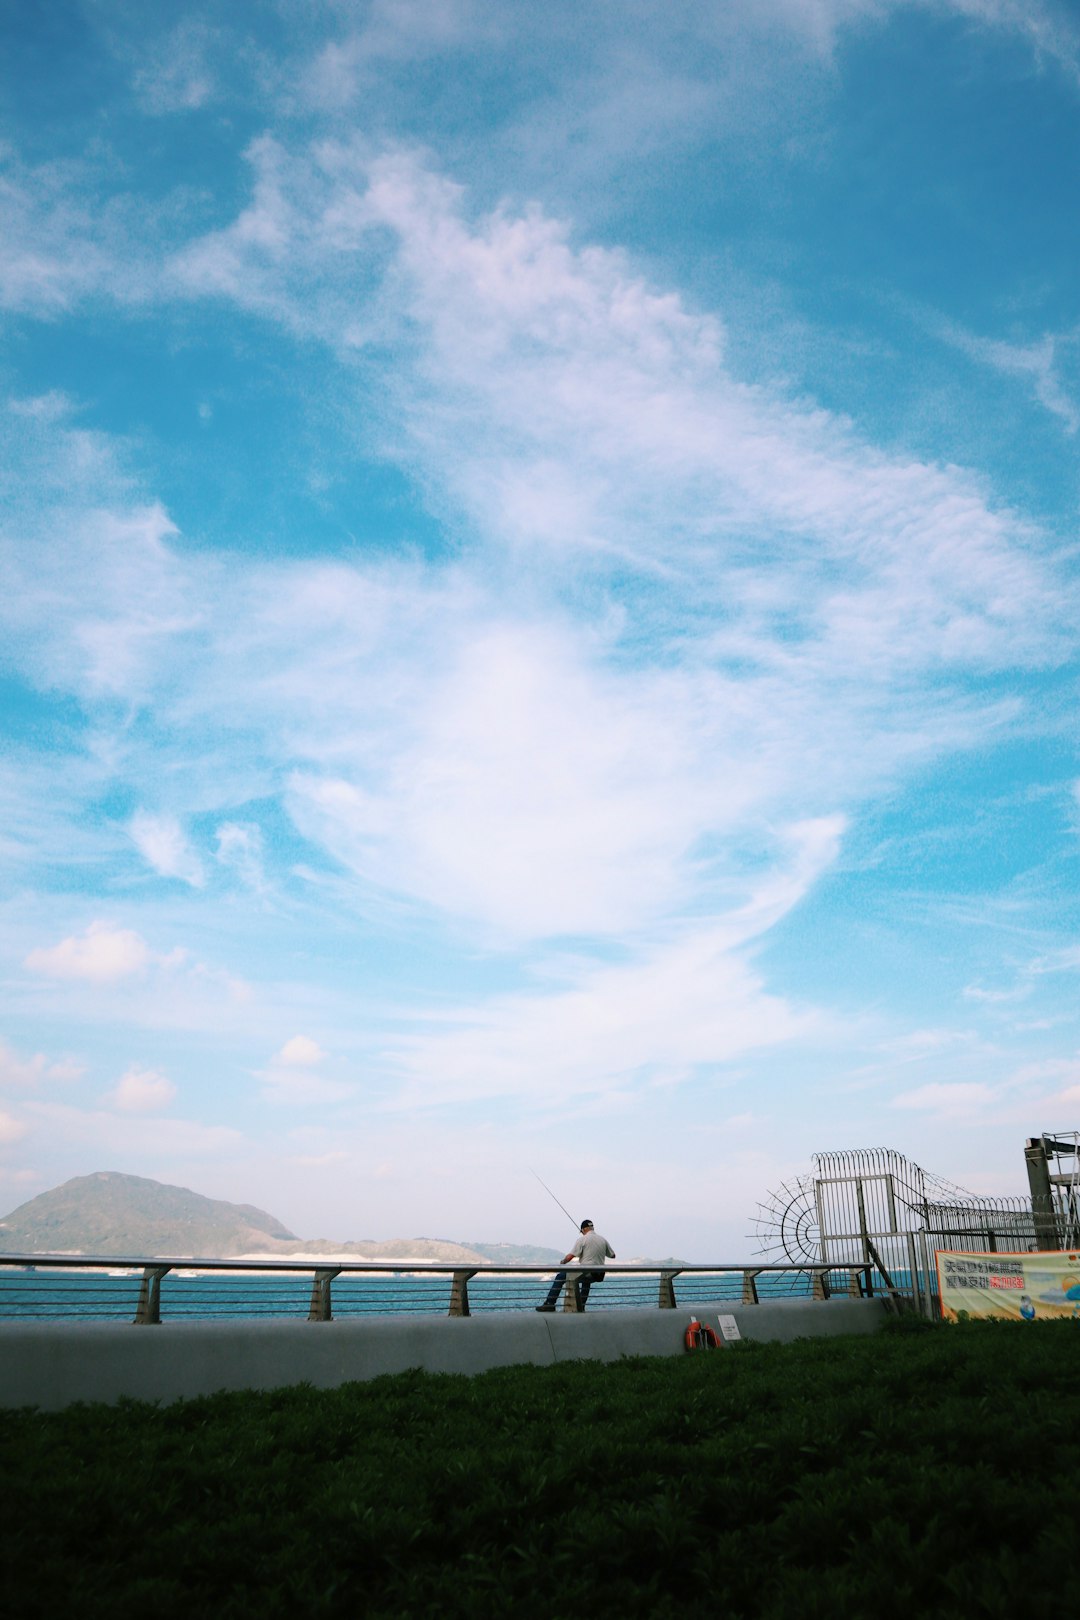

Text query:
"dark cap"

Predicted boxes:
[[580, 1219, 593, 1230]]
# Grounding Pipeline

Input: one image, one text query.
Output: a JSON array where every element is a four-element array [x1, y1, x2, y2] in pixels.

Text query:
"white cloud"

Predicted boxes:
[[23, 1101, 244, 1158], [963, 983, 1029, 1004], [0, 1110, 28, 1145], [25, 922, 153, 983], [1026, 945, 1080, 976], [388, 936, 802, 1109], [168, 134, 299, 313], [258, 1036, 350, 1104], [19, 922, 252, 1023], [189, 962, 255, 1005], [929, 0, 1080, 84], [0, 1167, 39, 1190], [891, 1082, 997, 1116], [1, 478, 195, 706], [935, 320, 1079, 435], [101, 1065, 178, 1114], [1007, 1057, 1080, 1090], [276, 1036, 326, 1067], [286, 620, 780, 941], [171, 139, 1067, 675], [259, 1067, 354, 1106], [7, 143, 1070, 968], [0, 1038, 83, 1092], [385, 827, 838, 1111], [130, 20, 216, 114], [215, 822, 266, 891], [3, 100, 1078, 1191], [4, 136, 1071, 1141], [0, 148, 163, 317], [298, 0, 499, 110], [130, 811, 205, 887], [8, 390, 76, 423]]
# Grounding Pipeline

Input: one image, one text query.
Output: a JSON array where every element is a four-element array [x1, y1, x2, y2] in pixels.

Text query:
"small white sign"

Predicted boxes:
[[717, 1313, 741, 1341]]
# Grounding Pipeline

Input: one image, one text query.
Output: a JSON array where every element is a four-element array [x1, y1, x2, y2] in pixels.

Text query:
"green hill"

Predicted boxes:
[[0, 1171, 298, 1258]]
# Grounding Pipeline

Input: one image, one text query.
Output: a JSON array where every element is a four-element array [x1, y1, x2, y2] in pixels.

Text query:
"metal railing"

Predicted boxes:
[[0, 1255, 881, 1324]]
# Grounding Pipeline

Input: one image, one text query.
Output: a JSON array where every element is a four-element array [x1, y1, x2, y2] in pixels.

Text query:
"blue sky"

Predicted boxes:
[[2, 1, 1079, 1259]]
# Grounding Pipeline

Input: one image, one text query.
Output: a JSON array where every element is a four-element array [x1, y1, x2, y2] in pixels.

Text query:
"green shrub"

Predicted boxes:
[[1, 1320, 1077, 1617]]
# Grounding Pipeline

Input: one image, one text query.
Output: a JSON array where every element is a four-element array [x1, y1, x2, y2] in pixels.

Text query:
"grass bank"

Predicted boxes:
[[1, 1318, 1077, 1618]]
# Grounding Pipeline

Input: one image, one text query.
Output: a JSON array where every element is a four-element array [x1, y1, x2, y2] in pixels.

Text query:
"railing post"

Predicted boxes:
[[811, 1268, 830, 1300], [847, 1267, 862, 1298], [905, 1232, 923, 1315], [561, 1273, 581, 1312], [658, 1270, 681, 1308], [919, 1232, 940, 1320], [308, 1268, 341, 1322], [741, 1269, 761, 1304], [448, 1269, 476, 1317], [134, 1266, 171, 1325]]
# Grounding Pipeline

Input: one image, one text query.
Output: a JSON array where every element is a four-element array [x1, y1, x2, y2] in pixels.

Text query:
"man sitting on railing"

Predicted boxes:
[[536, 1220, 615, 1313]]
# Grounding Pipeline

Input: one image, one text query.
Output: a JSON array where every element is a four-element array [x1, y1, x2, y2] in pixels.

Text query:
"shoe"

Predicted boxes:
[[535, 1304, 555, 1312]]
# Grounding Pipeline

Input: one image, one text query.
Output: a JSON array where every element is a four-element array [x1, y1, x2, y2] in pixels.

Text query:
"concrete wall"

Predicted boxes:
[[0, 1296, 890, 1411]]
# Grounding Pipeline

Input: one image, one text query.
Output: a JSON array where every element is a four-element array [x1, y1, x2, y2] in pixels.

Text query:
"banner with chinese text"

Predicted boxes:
[[936, 1249, 1080, 1322]]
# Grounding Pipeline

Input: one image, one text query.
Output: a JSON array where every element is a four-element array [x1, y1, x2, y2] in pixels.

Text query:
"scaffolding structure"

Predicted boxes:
[[1024, 1132, 1080, 1250], [755, 1134, 1080, 1316]]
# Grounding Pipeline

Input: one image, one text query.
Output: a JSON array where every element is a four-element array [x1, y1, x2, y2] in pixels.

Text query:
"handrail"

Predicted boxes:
[[0, 1255, 879, 1324], [0, 1254, 872, 1273]]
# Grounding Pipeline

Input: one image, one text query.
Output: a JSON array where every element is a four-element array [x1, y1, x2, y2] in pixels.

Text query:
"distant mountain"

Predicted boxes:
[[0, 1172, 297, 1257], [465, 1241, 564, 1265], [0, 1172, 562, 1264], [0, 1171, 298, 1258], [268, 1236, 497, 1264]]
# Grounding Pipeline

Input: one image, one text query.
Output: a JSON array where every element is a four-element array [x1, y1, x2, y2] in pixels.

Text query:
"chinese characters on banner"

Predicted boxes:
[[936, 1250, 1080, 1322]]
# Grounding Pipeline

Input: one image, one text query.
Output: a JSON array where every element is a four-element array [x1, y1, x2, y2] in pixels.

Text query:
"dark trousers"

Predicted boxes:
[[541, 1269, 604, 1310]]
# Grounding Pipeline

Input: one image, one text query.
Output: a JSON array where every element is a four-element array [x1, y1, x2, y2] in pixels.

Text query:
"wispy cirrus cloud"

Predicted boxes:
[[928, 0, 1080, 83], [891, 1081, 999, 1117], [386, 820, 843, 1110], [214, 823, 266, 892], [129, 18, 218, 114], [932, 318, 1079, 435], [0, 145, 171, 317], [2, 21, 1076, 1142], [4, 138, 1072, 982], [170, 140, 1068, 682]]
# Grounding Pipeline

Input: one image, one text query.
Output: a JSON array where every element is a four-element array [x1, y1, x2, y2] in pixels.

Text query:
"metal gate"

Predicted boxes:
[[755, 1143, 1073, 1318]]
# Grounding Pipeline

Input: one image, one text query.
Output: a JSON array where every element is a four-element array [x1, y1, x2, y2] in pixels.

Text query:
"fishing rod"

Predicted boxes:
[[530, 1168, 579, 1231]]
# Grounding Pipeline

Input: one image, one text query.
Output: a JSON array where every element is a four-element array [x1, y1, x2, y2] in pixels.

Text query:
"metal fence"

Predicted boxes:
[[757, 1145, 1068, 1319], [0, 1254, 881, 1324]]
